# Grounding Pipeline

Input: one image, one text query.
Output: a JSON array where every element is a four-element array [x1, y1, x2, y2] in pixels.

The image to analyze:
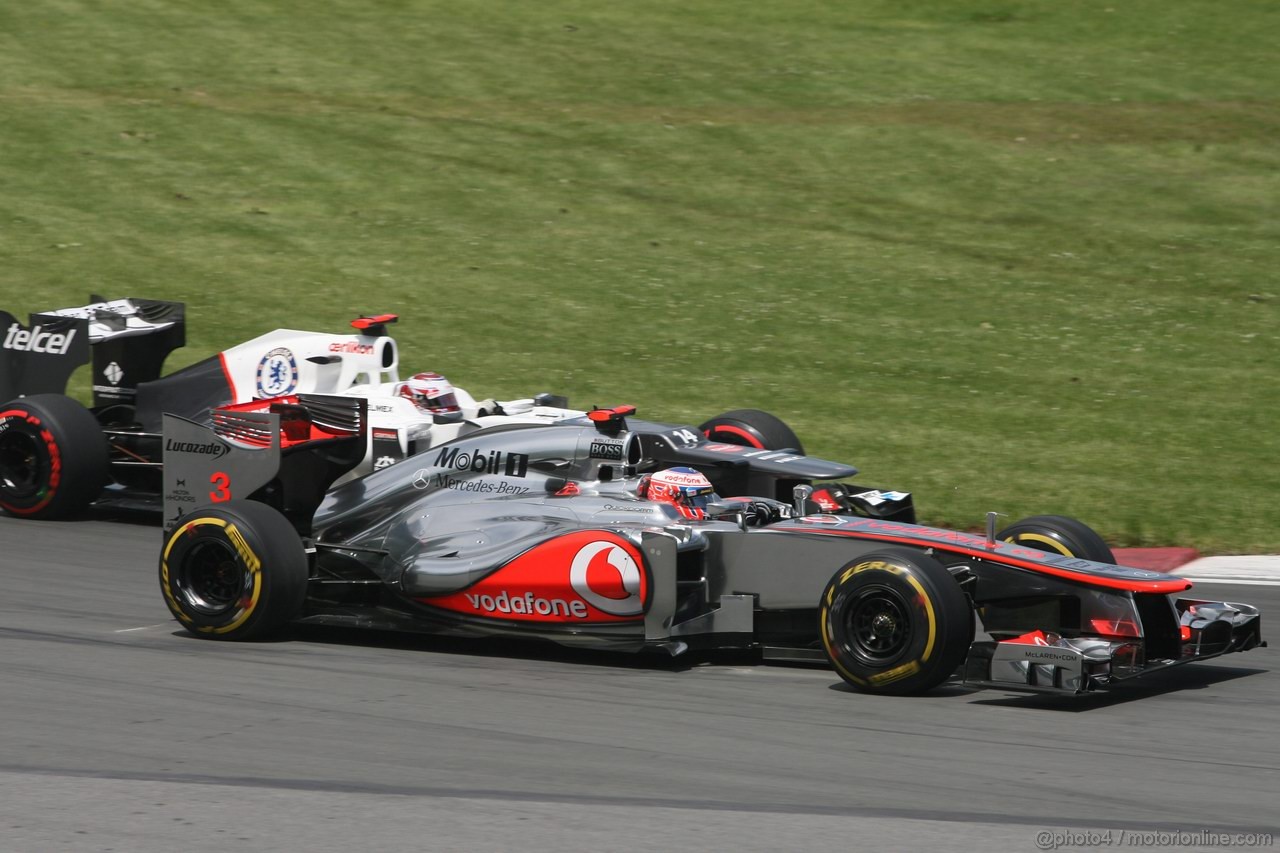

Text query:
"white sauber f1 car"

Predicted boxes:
[[2, 297, 889, 521]]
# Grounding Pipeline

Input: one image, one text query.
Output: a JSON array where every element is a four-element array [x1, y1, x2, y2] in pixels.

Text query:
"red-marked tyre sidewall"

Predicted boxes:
[[0, 394, 108, 520], [159, 500, 307, 641], [697, 409, 805, 454], [819, 547, 972, 696], [996, 515, 1115, 564]]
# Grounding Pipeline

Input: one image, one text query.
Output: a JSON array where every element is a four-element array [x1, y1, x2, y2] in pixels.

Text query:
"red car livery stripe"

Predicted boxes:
[[418, 530, 649, 624], [218, 352, 238, 400], [773, 519, 1192, 593]]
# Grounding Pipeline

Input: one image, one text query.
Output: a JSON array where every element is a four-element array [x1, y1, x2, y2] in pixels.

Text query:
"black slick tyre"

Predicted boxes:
[[820, 547, 973, 695], [0, 394, 108, 519], [996, 515, 1115, 564], [698, 409, 805, 454], [159, 499, 307, 640]]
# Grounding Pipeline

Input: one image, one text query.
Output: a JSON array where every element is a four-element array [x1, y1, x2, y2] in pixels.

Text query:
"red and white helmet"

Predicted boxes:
[[398, 372, 461, 419], [637, 467, 718, 519]]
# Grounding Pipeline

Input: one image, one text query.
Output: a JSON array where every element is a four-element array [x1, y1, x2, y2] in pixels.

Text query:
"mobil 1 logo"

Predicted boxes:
[[434, 446, 529, 478]]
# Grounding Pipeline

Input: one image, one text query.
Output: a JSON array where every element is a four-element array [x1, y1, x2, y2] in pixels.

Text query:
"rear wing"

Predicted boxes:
[[162, 394, 367, 535], [0, 296, 184, 404]]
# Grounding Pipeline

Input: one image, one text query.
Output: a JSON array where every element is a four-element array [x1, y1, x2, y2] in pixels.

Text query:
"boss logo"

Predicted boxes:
[[589, 440, 623, 460]]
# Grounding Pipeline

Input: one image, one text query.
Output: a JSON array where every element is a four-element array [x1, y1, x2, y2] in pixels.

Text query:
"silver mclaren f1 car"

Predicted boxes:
[[155, 395, 1263, 696]]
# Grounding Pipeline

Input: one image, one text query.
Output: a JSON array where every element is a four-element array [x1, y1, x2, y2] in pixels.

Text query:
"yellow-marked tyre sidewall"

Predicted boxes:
[[996, 515, 1115, 565], [819, 548, 972, 696], [158, 500, 306, 641]]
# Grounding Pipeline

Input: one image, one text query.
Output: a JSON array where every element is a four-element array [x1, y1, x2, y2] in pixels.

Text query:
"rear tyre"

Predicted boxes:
[[159, 499, 307, 640], [0, 394, 108, 519], [996, 515, 1115, 564], [820, 547, 973, 695], [698, 409, 805, 454]]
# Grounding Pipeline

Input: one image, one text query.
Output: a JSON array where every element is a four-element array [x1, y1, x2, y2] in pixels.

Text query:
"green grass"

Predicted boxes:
[[2, 0, 1277, 551]]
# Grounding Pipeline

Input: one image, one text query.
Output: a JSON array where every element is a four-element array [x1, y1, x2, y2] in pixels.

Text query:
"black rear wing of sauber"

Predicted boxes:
[[0, 310, 90, 402], [162, 394, 367, 536], [0, 297, 185, 404]]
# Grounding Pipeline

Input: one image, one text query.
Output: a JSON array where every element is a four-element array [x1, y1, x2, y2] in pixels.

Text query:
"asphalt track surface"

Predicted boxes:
[[2, 516, 1276, 852]]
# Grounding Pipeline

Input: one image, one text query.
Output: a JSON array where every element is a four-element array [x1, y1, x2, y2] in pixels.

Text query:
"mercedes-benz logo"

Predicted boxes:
[[412, 468, 432, 490]]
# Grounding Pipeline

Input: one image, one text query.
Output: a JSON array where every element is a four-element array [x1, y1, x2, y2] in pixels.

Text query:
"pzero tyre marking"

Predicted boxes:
[[1003, 532, 1073, 557], [158, 500, 306, 641], [160, 517, 263, 634], [819, 548, 971, 696]]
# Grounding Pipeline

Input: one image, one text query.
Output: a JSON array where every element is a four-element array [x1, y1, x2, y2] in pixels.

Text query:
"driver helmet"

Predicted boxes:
[[637, 467, 718, 519], [397, 372, 461, 420]]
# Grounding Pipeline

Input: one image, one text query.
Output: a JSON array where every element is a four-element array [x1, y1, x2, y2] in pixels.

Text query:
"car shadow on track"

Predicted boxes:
[[817, 663, 1268, 709], [283, 624, 768, 674]]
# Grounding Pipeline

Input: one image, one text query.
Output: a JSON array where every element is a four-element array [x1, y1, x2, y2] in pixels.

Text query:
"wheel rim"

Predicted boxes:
[[0, 429, 42, 497], [176, 539, 250, 615], [843, 585, 911, 665]]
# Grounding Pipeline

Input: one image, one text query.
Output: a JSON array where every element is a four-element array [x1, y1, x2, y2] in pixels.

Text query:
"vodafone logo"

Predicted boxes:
[[422, 532, 647, 623], [569, 541, 643, 616], [654, 470, 708, 487]]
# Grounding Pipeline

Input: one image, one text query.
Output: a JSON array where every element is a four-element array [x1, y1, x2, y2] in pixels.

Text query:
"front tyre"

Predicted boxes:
[[820, 547, 972, 695], [159, 500, 307, 640], [698, 409, 805, 454], [0, 394, 108, 519], [996, 515, 1115, 564]]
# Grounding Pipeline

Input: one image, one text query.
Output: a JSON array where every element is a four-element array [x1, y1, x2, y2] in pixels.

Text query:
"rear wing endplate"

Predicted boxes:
[[162, 394, 367, 535]]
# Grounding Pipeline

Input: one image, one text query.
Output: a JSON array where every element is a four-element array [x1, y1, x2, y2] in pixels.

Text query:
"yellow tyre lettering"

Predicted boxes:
[[161, 518, 229, 624], [203, 564, 262, 635], [1004, 532, 1073, 557], [828, 557, 937, 686], [225, 522, 262, 572], [844, 560, 901, 583], [869, 660, 920, 686], [904, 574, 936, 662], [161, 516, 263, 634], [819, 603, 866, 686], [162, 517, 228, 563]]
